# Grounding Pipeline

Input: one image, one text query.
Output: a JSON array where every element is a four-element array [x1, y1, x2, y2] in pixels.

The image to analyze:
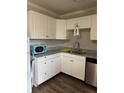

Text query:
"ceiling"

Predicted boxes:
[[28, 0, 97, 18]]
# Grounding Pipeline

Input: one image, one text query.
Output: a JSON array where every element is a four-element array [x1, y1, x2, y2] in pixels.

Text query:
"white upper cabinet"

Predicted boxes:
[[28, 10, 96, 40], [28, 11, 47, 39], [56, 19, 67, 39], [28, 10, 56, 39], [90, 14, 97, 40], [67, 18, 79, 30], [67, 16, 91, 30], [78, 16, 91, 28], [47, 17, 56, 39]]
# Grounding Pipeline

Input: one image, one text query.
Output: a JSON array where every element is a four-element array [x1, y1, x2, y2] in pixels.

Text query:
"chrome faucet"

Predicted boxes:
[[73, 41, 80, 49]]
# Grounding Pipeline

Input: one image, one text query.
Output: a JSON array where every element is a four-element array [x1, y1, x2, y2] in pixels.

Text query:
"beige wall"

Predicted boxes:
[[64, 29, 97, 50]]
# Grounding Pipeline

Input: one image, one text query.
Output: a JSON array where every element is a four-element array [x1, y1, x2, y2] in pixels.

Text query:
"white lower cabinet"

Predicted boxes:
[[34, 53, 86, 86], [50, 57, 61, 77], [61, 53, 86, 81], [35, 60, 51, 86], [71, 57, 86, 80], [61, 55, 72, 75], [34, 54, 61, 86]]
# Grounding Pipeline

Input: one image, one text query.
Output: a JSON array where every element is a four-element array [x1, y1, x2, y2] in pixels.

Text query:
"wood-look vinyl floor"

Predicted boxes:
[[32, 73, 97, 93]]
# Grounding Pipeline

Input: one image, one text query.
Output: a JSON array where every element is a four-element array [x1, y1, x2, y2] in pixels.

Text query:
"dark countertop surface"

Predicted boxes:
[[34, 48, 97, 59]]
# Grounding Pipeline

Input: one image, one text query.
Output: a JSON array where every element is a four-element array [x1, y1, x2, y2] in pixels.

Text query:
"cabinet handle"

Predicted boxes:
[[51, 61, 53, 62], [46, 35, 48, 37], [44, 62, 46, 64]]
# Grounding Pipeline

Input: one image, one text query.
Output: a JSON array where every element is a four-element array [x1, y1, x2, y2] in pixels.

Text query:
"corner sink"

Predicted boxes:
[[69, 49, 86, 54]]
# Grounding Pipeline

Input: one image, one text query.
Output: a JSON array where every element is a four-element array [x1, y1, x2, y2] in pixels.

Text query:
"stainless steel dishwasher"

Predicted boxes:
[[85, 57, 97, 87]]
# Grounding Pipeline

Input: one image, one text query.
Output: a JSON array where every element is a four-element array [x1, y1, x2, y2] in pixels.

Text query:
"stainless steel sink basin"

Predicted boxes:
[[69, 49, 87, 54]]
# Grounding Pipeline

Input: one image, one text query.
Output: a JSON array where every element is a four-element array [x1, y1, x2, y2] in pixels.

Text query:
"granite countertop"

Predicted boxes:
[[34, 48, 97, 59]]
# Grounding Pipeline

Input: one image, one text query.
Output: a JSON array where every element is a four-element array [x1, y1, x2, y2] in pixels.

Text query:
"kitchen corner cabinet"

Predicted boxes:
[[61, 53, 86, 81], [56, 19, 67, 39], [90, 14, 97, 40], [67, 16, 91, 30], [78, 16, 91, 28], [33, 53, 86, 86], [67, 18, 79, 30], [28, 10, 56, 39]]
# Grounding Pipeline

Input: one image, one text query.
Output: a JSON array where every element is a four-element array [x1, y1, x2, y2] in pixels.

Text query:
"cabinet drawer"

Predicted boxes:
[[35, 53, 60, 62], [35, 56, 47, 62]]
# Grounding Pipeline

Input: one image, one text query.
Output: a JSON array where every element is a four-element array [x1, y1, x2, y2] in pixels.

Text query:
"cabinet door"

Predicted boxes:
[[56, 19, 67, 39], [47, 17, 56, 39], [90, 14, 97, 40], [50, 57, 61, 76], [50, 59, 56, 77], [71, 57, 86, 80], [37, 61, 51, 84], [78, 16, 91, 28], [28, 11, 47, 39], [67, 18, 78, 30], [61, 56, 72, 75], [54, 57, 61, 74]]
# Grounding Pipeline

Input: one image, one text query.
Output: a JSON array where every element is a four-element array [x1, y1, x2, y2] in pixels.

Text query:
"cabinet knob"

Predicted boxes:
[[46, 35, 48, 37], [44, 62, 46, 64]]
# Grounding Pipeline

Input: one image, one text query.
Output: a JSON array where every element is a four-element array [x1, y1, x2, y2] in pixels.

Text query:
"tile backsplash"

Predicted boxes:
[[30, 29, 97, 50], [30, 39, 65, 49], [64, 29, 97, 50]]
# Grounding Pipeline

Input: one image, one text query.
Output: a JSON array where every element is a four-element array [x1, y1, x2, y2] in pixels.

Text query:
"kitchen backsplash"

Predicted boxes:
[[30, 29, 97, 50], [64, 29, 97, 50], [30, 39, 65, 49]]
